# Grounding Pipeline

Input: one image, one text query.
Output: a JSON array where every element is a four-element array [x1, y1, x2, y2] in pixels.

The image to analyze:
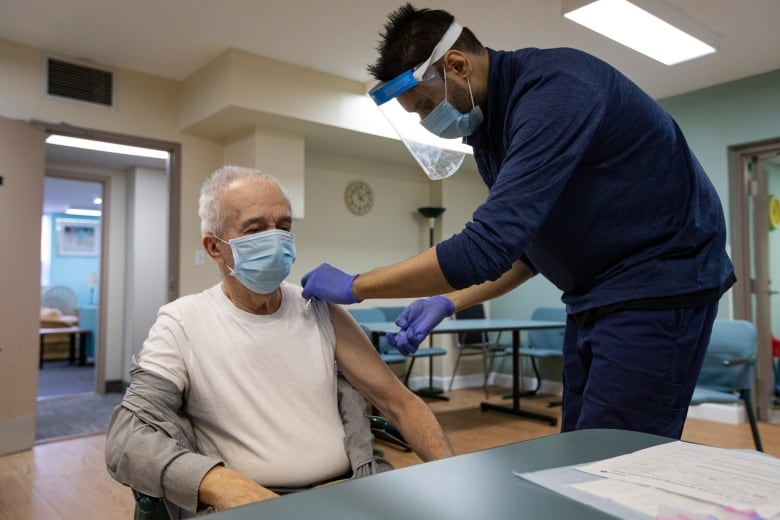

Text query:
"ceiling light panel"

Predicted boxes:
[[563, 0, 716, 65]]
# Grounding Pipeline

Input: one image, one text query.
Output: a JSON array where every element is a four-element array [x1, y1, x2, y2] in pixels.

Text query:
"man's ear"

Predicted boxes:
[[442, 50, 471, 78], [203, 235, 222, 260]]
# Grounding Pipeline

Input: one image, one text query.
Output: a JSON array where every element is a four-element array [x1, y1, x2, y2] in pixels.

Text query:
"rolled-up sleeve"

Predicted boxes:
[[105, 367, 223, 513]]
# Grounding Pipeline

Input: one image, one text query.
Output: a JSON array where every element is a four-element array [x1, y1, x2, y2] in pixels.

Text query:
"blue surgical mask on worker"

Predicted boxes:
[[217, 229, 296, 294], [420, 72, 483, 139]]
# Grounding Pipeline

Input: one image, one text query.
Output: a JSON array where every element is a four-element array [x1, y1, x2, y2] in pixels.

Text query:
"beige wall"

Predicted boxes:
[[0, 35, 484, 406], [0, 35, 490, 452]]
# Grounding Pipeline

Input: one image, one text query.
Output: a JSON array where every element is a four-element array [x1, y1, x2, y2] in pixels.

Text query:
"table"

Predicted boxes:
[[58, 314, 80, 326], [361, 319, 566, 425], [208, 428, 674, 519], [38, 326, 91, 368]]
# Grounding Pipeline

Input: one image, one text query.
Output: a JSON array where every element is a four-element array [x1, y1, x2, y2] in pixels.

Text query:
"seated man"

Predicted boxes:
[[105, 165, 453, 516]]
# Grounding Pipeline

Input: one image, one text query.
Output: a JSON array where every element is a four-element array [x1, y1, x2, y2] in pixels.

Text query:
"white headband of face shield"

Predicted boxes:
[[413, 22, 463, 81], [368, 21, 471, 181]]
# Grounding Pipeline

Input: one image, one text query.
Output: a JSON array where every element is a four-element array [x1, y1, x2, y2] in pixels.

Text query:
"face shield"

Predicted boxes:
[[369, 22, 473, 180]]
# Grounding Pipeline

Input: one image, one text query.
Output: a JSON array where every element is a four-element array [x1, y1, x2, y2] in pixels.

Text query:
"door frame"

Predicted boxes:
[[35, 121, 182, 393], [728, 137, 780, 419], [43, 171, 109, 392]]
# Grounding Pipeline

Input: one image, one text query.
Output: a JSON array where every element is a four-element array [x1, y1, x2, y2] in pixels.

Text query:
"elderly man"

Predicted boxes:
[[105, 165, 452, 516]]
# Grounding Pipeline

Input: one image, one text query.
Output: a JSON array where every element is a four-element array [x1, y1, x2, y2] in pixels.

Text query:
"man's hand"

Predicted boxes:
[[301, 263, 360, 304], [387, 296, 454, 355], [199, 466, 278, 512]]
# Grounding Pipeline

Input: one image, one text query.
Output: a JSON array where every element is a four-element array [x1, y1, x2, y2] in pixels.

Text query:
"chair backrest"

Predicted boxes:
[[696, 319, 757, 393], [527, 307, 566, 351], [454, 304, 487, 346], [347, 308, 396, 354], [42, 285, 78, 315], [377, 306, 407, 322]]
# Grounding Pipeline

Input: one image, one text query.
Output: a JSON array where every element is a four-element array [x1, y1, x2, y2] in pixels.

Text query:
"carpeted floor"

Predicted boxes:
[[37, 360, 95, 396], [36, 360, 122, 441], [36, 392, 123, 441]]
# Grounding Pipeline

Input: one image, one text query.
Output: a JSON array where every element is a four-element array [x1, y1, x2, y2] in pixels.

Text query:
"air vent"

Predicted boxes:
[[46, 57, 113, 107]]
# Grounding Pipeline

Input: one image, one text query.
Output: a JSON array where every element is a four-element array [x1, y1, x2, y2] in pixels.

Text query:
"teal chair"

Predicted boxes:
[[347, 308, 406, 366], [132, 491, 168, 520], [376, 306, 448, 399], [514, 307, 566, 401], [690, 319, 763, 452]]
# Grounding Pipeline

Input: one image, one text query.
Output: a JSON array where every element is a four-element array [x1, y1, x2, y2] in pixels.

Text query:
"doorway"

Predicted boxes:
[[728, 139, 780, 422], [39, 176, 103, 399], [34, 124, 180, 442]]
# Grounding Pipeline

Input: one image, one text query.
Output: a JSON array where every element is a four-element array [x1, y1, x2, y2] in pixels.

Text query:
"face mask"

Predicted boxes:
[[217, 229, 296, 294], [421, 74, 483, 139]]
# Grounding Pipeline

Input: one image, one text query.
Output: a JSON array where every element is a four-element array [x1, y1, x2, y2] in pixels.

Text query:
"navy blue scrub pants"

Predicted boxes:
[[561, 303, 718, 438]]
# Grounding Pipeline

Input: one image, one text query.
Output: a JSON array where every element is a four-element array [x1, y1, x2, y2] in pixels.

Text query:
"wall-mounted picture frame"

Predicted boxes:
[[56, 217, 100, 256]]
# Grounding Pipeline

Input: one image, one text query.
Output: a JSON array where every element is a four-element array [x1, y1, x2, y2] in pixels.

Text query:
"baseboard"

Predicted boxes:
[[104, 379, 127, 393], [686, 403, 746, 425], [426, 372, 747, 426], [0, 414, 35, 456], [406, 375, 452, 392]]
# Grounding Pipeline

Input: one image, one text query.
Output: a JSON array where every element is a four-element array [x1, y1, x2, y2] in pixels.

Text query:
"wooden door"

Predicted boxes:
[[0, 116, 45, 455]]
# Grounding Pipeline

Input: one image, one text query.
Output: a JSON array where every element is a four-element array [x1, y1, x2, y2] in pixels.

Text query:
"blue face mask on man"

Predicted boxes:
[[420, 73, 483, 139], [217, 229, 296, 294]]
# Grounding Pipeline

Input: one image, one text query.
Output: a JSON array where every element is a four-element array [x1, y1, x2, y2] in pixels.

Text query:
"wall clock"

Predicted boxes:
[[344, 180, 374, 215]]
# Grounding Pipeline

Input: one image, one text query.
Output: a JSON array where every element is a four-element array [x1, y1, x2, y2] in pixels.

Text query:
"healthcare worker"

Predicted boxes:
[[301, 3, 736, 438]]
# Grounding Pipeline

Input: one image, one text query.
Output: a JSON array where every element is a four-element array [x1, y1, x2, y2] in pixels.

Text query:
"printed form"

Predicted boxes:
[[517, 441, 780, 519]]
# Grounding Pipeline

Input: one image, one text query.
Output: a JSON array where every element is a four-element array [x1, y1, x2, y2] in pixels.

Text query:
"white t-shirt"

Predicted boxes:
[[137, 281, 350, 487]]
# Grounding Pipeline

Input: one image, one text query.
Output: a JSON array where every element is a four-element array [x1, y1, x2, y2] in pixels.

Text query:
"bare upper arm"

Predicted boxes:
[[328, 303, 410, 411]]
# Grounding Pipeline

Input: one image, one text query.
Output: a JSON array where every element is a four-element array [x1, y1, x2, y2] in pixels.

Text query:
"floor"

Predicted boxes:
[[35, 359, 121, 443], [2, 386, 779, 519], [37, 360, 94, 397]]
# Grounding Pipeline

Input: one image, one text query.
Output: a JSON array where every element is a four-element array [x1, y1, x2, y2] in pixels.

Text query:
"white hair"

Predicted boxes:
[[198, 165, 291, 236]]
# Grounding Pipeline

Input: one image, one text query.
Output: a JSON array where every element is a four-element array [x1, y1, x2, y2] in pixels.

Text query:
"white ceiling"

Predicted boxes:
[[44, 146, 167, 214], [2, 0, 779, 100], [8, 0, 779, 213]]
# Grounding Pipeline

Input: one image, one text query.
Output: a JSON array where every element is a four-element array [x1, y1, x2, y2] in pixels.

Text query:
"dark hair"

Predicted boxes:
[[367, 3, 483, 82]]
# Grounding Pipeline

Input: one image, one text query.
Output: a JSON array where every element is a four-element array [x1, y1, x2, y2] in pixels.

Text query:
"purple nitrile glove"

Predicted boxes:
[[301, 263, 360, 304], [386, 295, 454, 356]]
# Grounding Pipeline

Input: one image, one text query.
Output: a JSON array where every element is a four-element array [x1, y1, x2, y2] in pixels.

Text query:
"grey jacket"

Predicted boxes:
[[105, 363, 392, 517]]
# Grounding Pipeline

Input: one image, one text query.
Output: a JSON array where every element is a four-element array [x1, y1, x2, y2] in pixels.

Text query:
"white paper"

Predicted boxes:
[[575, 441, 780, 518], [571, 478, 729, 518]]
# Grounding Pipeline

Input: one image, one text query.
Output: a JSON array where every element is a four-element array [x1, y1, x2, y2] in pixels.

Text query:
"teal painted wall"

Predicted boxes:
[[45, 213, 101, 309]]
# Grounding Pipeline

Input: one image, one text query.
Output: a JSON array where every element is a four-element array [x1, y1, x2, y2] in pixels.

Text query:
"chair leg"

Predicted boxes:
[[448, 350, 464, 391], [481, 348, 491, 399], [741, 390, 764, 452]]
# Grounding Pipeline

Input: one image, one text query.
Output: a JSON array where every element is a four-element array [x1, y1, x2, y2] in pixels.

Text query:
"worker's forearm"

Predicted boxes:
[[446, 261, 533, 311], [352, 247, 453, 300]]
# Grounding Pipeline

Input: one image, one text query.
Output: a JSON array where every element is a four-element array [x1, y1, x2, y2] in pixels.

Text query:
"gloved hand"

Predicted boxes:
[[387, 295, 454, 356], [301, 263, 360, 304]]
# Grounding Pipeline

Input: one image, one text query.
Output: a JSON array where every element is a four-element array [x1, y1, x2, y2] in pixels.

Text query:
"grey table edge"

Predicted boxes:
[[208, 428, 675, 519]]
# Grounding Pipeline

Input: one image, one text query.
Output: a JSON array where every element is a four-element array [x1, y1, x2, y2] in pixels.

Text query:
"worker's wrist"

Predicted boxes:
[[350, 273, 364, 302]]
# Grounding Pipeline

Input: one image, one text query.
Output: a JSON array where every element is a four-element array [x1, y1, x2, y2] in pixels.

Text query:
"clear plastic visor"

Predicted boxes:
[[368, 22, 470, 180]]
